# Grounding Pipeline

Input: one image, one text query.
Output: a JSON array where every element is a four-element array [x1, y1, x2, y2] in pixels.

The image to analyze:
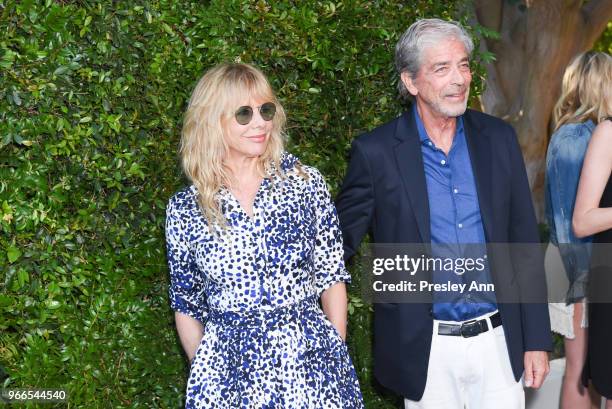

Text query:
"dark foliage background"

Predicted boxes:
[[0, 0, 522, 407]]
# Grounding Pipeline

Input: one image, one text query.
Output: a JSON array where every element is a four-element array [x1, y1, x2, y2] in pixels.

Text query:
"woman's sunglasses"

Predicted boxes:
[[234, 102, 276, 125]]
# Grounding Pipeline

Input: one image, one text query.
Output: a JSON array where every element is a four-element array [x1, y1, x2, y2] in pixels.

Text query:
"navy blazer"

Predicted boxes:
[[336, 107, 553, 400]]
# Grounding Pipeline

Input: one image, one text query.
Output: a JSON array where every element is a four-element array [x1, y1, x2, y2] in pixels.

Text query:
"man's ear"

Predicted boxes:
[[400, 71, 418, 96]]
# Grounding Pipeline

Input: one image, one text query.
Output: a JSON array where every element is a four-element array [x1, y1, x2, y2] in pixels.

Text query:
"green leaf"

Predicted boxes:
[[7, 246, 22, 263], [0, 49, 16, 69], [162, 23, 174, 35], [0, 295, 13, 308], [46, 300, 62, 310], [12, 90, 22, 106], [53, 66, 69, 76], [17, 269, 29, 288]]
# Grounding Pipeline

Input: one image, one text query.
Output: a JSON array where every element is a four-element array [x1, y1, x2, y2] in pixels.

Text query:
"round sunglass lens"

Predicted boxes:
[[235, 106, 253, 125], [260, 102, 276, 121]]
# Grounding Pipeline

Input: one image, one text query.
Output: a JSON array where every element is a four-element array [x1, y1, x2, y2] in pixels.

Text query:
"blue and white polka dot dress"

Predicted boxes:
[[166, 153, 364, 408]]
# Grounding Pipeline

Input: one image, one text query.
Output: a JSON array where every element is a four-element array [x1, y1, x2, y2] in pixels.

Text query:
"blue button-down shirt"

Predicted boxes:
[[414, 105, 497, 321]]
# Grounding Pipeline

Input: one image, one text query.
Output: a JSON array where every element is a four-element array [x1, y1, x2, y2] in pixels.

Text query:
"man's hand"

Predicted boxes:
[[523, 351, 550, 388]]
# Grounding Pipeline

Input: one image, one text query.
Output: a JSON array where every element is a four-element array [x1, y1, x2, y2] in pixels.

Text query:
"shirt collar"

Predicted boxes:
[[413, 103, 464, 145], [585, 119, 596, 132], [267, 151, 298, 175], [217, 151, 297, 204]]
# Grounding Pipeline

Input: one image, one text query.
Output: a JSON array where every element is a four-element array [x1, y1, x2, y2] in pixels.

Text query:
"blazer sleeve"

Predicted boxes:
[[335, 139, 376, 261], [506, 126, 553, 351]]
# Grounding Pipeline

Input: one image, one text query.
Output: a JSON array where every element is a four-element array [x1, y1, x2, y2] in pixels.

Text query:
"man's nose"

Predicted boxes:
[[450, 66, 467, 86]]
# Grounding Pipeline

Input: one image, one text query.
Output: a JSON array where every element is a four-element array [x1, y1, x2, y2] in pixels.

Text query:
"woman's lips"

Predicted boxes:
[[246, 134, 266, 143]]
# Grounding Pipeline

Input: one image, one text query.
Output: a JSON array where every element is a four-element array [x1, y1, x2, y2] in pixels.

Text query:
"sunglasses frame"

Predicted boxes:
[[234, 102, 277, 126]]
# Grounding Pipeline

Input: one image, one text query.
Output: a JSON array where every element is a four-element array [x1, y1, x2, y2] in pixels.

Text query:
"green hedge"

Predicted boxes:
[[0, 1, 491, 407]]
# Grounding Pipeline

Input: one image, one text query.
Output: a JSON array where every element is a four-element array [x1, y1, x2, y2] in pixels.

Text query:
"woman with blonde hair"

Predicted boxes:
[[165, 63, 363, 408], [572, 52, 612, 407], [545, 51, 612, 409], [573, 117, 612, 409]]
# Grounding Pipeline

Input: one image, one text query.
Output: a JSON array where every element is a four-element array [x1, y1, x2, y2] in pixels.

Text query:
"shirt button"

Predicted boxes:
[[440, 159, 446, 165], [428, 141, 432, 146], [453, 188, 459, 194], [458, 223, 463, 228]]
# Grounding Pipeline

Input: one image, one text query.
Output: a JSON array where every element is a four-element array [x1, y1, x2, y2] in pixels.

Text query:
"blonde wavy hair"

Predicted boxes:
[[553, 51, 612, 131], [180, 63, 286, 226]]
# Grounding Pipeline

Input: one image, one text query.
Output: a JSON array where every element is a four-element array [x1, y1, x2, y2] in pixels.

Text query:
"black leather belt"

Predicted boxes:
[[438, 311, 502, 338]]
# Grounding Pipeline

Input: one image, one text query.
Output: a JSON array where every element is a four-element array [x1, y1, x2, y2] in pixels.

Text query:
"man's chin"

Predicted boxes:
[[440, 103, 468, 118]]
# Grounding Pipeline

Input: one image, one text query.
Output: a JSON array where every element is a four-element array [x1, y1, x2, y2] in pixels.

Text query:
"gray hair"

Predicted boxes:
[[395, 18, 474, 101]]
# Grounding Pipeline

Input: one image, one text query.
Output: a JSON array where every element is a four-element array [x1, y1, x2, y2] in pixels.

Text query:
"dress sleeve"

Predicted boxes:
[[165, 195, 208, 323], [310, 169, 352, 295]]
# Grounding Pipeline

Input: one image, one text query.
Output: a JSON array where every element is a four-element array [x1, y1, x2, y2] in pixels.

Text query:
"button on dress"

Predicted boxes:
[[166, 153, 364, 408]]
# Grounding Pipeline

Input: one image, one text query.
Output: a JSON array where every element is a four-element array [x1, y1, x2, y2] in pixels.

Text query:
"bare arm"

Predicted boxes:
[[573, 121, 612, 238], [321, 282, 348, 341], [175, 312, 204, 362]]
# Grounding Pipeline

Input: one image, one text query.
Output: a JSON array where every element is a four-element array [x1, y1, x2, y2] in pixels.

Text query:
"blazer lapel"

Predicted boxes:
[[393, 110, 431, 243], [464, 111, 494, 241]]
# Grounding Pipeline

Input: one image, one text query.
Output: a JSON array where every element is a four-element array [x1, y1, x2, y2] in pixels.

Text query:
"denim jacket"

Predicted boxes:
[[545, 120, 595, 303]]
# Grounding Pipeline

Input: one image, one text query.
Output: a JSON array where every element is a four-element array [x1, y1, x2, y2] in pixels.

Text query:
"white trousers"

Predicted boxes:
[[405, 311, 524, 409]]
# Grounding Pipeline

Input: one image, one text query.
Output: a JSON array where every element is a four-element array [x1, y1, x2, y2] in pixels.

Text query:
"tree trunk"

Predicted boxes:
[[472, 0, 612, 219]]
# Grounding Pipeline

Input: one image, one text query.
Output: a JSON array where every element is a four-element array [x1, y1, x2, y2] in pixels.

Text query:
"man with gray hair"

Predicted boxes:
[[336, 18, 552, 408]]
